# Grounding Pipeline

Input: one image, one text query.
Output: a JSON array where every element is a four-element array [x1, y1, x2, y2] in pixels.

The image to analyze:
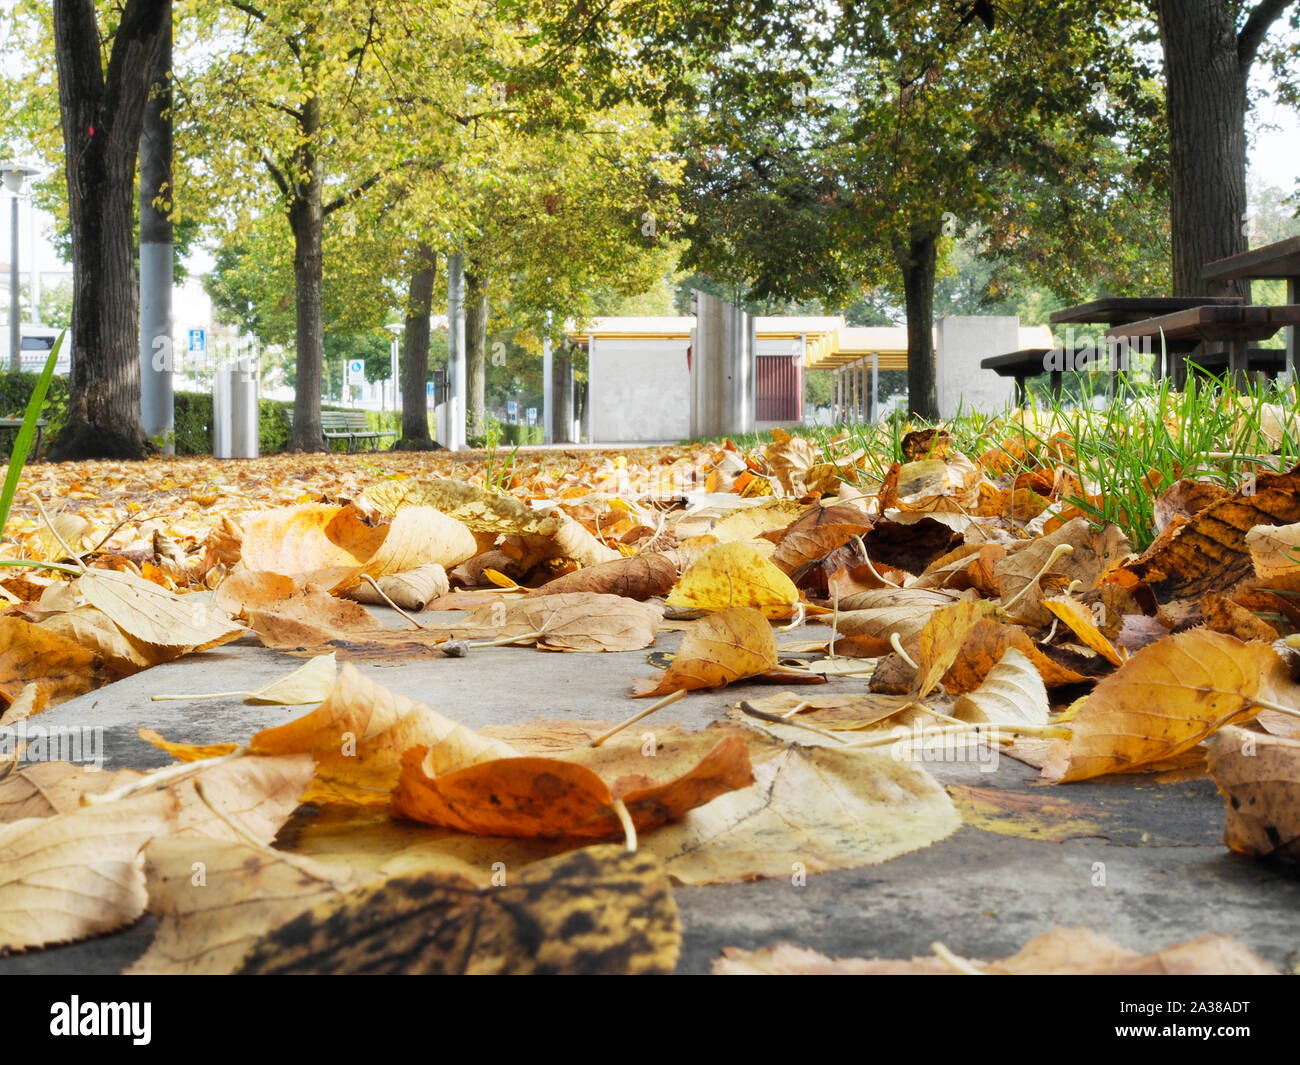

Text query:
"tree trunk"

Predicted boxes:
[[395, 243, 437, 450], [1154, 0, 1250, 296], [50, 0, 168, 460], [897, 224, 939, 422], [288, 95, 326, 452], [465, 271, 488, 444]]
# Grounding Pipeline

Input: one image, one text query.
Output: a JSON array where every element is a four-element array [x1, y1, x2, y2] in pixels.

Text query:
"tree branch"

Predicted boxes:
[[102, 0, 169, 121], [1238, 0, 1295, 72], [263, 155, 290, 198], [229, 1, 267, 22], [322, 171, 384, 215]]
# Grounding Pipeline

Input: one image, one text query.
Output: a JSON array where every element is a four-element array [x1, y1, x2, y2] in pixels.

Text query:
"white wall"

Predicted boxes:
[[589, 336, 691, 442], [935, 316, 1019, 418]]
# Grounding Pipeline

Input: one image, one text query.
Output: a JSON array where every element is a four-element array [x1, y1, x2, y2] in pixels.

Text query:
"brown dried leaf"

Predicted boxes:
[[1208, 725, 1300, 861], [526, 552, 678, 600]]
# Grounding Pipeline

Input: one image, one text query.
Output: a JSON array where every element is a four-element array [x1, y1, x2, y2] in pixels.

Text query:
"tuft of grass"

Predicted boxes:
[[0, 332, 63, 538], [728, 364, 1300, 551]]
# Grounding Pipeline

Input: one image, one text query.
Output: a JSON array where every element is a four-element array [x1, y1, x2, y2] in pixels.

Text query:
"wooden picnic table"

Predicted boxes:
[[1044, 297, 1247, 398], [1049, 296, 1243, 327], [1203, 236, 1300, 380], [979, 348, 1058, 405], [1104, 303, 1300, 390]]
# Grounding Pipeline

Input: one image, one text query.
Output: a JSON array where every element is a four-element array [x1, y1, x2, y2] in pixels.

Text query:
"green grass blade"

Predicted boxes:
[[0, 330, 64, 538]]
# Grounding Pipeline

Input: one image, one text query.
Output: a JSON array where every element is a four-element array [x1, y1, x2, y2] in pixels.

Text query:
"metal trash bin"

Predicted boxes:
[[231, 356, 259, 458], [212, 356, 259, 459], [212, 366, 232, 458]]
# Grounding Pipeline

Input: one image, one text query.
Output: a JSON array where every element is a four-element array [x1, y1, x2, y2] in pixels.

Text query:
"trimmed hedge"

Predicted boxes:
[[502, 423, 543, 446], [0, 372, 70, 459], [0, 371, 400, 457]]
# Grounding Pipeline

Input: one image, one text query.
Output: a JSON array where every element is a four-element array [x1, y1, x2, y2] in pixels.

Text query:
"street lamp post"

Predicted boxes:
[[1, 161, 40, 372]]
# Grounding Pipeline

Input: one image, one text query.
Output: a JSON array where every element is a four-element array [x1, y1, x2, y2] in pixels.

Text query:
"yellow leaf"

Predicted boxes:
[[1041, 630, 1278, 783], [666, 542, 799, 618]]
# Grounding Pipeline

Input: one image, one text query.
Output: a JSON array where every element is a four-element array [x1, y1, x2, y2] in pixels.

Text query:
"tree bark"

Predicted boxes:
[[1155, 0, 1247, 296], [465, 270, 488, 444], [395, 243, 437, 450], [1154, 0, 1294, 296], [50, 0, 168, 460], [287, 95, 326, 452], [897, 223, 939, 422]]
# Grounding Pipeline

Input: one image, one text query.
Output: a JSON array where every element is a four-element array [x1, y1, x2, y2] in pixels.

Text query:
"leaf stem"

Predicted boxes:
[[589, 689, 687, 747]]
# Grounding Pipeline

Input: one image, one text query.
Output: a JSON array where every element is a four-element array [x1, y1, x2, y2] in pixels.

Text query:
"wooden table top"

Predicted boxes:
[[1203, 236, 1300, 283], [979, 348, 1054, 376], [1103, 304, 1300, 343], [1050, 296, 1243, 325]]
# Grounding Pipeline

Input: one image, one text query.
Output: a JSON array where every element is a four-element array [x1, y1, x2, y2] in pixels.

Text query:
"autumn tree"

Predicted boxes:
[[48, 0, 170, 458], [180, 1, 442, 450], [670, 1, 1161, 419]]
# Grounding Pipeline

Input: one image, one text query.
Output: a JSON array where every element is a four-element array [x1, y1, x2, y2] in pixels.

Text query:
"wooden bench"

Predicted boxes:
[[980, 348, 1058, 405], [0, 417, 47, 456], [320, 410, 396, 452]]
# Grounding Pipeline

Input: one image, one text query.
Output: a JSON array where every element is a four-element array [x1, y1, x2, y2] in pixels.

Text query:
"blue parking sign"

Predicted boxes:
[[189, 328, 205, 353]]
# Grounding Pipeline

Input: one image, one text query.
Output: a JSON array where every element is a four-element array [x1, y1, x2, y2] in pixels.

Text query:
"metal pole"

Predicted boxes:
[[1288, 278, 1297, 388], [446, 251, 466, 450], [870, 354, 879, 422], [28, 200, 38, 324], [542, 313, 554, 444], [139, 2, 174, 452], [9, 195, 19, 371]]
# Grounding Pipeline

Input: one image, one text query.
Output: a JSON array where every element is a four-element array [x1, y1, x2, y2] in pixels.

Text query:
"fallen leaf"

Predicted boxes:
[[391, 733, 753, 839], [152, 653, 337, 704], [344, 563, 449, 611], [435, 592, 663, 652], [76, 568, 244, 650], [633, 606, 777, 696], [0, 794, 175, 953], [235, 845, 680, 974], [1117, 465, 1300, 601], [1041, 629, 1278, 783], [996, 518, 1130, 626], [915, 598, 995, 696], [127, 837, 379, 975], [951, 647, 1051, 726], [526, 552, 678, 600], [1200, 591, 1279, 642], [1153, 479, 1231, 533], [770, 504, 874, 577], [713, 927, 1275, 975], [666, 542, 799, 618], [0, 616, 104, 705], [1246, 521, 1300, 580], [142, 663, 517, 804], [0, 682, 46, 727], [644, 738, 961, 884], [1042, 595, 1124, 665], [238, 504, 385, 588], [1208, 725, 1300, 861]]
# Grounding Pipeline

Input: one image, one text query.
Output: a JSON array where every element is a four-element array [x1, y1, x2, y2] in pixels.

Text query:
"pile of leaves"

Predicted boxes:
[[0, 424, 1296, 974]]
